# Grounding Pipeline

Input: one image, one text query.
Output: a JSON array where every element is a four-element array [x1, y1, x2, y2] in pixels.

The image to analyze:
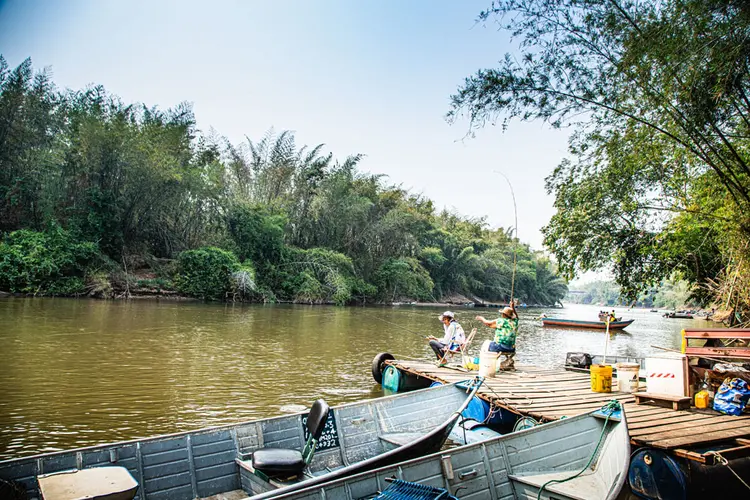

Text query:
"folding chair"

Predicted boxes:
[[437, 328, 477, 366]]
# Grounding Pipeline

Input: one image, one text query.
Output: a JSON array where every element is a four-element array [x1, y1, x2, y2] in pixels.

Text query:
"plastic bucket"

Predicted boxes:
[[590, 364, 613, 393], [616, 362, 640, 393], [479, 341, 499, 378]]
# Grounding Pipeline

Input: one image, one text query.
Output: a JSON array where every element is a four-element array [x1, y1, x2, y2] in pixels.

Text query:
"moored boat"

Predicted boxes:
[[0, 379, 482, 500], [269, 402, 630, 500], [542, 317, 635, 330], [663, 311, 694, 319]]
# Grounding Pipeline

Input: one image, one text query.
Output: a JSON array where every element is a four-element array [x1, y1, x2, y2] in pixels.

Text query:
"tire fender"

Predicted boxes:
[[372, 352, 395, 384]]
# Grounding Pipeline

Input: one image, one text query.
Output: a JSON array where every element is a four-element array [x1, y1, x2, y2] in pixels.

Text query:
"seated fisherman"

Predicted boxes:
[[427, 311, 466, 366], [476, 301, 519, 366]]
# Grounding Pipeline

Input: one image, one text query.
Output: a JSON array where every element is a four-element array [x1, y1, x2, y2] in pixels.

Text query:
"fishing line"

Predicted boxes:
[[494, 171, 519, 303], [359, 310, 430, 338]]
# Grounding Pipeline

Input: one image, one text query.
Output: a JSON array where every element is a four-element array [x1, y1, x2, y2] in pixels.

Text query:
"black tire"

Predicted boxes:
[[372, 352, 395, 384]]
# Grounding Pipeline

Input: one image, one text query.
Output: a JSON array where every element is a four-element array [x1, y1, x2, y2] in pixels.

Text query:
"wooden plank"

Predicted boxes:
[[633, 392, 690, 410], [673, 448, 707, 464], [620, 405, 670, 416], [702, 443, 750, 463], [524, 401, 616, 414], [628, 412, 711, 427], [646, 426, 750, 449], [683, 329, 750, 336], [633, 392, 690, 403], [629, 415, 743, 437], [523, 396, 634, 412], [684, 347, 750, 358], [637, 419, 750, 443]]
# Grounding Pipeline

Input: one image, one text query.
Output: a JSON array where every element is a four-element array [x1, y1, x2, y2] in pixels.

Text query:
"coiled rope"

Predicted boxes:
[[536, 400, 622, 500]]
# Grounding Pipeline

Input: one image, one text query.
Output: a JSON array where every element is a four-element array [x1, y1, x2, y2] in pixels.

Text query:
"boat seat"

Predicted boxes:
[[37, 466, 139, 500], [379, 432, 423, 447], [252, 399, 329, 479], [510, 471, 611, 500], [251, 449, 305, 476]]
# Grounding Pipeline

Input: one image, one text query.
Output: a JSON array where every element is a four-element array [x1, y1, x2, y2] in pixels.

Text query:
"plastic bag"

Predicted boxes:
[[713, 377, 750, 416], [566, 352, 592, 368]]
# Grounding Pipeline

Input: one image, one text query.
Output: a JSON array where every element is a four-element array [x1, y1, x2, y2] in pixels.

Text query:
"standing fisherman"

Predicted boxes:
[[427, 311, 466, 367], [475, 300, 519, 369]]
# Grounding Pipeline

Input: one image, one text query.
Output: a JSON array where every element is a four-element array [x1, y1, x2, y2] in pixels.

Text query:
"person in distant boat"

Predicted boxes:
[[427, 311, 466, 366], [476, 301, 519, 360], [609, 310, 617, 323]]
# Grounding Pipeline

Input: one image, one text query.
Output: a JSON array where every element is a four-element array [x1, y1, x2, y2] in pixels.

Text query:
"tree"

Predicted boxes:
[[449, 0, 750, 306]]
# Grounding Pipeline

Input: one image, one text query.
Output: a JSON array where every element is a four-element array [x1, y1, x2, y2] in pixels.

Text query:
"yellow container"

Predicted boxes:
[[590, 364, 613, 393], [695, 390, 709, 409]]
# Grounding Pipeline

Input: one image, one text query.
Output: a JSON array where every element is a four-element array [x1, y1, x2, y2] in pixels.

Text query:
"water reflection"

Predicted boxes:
[[0, 298, 694, 459]]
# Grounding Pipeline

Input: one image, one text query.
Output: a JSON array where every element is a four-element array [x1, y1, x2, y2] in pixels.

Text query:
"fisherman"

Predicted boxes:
[[427, 311, 466, 366], [476, 301, 519, 368], [609, 310, 617, 323]]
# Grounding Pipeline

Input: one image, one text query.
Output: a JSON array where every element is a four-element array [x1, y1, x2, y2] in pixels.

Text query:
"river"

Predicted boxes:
[[0, 298, 699, 459]]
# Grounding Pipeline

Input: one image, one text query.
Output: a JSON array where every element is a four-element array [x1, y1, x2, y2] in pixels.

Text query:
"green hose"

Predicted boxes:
[[536, 400, 622, 500]]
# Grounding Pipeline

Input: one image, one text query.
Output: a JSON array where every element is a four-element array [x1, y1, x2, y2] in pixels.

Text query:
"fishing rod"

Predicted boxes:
[[494, 170, 519, 304]]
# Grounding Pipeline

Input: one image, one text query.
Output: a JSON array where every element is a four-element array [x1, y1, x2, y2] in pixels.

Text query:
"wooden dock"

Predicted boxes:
[[390, 360, 750, 459]]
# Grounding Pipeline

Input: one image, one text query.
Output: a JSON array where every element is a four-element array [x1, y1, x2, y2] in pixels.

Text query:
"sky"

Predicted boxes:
[[0, 0, 571, 251]]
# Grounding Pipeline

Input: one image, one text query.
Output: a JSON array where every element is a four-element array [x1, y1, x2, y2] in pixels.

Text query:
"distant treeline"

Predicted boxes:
[[565, 280, 699, 309], [0, 56, 568, 305]]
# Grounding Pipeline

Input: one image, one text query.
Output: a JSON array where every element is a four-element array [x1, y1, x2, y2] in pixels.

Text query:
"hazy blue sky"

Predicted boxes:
[[0, 0, 571, 250]]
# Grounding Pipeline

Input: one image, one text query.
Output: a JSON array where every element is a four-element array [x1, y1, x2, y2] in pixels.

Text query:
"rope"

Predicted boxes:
[[536, 400, 622, 500], [707, 451, 750, 491]]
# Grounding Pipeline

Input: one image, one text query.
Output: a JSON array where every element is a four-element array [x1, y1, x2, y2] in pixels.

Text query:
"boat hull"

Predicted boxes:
[[271, 404, 630, 500], [0, 380, 481, 500], [543, 318, 634, 330]]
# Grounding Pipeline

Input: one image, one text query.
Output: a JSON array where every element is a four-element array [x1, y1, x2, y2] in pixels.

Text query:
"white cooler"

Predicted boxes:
[[644, 353, 689, 396]]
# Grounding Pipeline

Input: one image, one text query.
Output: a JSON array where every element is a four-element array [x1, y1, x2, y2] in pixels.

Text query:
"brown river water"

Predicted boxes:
[[0, 298, 698, 460]]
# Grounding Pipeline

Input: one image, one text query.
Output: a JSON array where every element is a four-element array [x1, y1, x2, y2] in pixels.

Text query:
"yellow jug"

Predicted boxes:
[[695, 390, 709, 409]]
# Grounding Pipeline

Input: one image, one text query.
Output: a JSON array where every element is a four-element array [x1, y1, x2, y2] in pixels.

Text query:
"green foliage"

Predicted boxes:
[[0, 56, 570, 306], [175, 247, 240, 300], [276, 247, 357, 305], [374, 258, 434, 302], [449, 1, 750, 311], [0, 227, 99, 295], [567, 278, 698, 310], [227, 203, 286, 265]]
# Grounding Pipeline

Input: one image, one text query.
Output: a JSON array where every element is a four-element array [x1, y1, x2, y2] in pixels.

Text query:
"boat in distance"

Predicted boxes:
[[0, 379, 482, 500], [542, 317, 635, 330], [270, 402, 630, 500]]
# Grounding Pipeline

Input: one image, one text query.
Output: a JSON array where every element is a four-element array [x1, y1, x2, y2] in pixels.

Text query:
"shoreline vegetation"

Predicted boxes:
[[0, 56, 568, 307]]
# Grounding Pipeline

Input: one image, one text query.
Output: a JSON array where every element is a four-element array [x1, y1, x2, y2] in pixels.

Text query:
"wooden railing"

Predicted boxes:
[[681, 328, 750, 359]]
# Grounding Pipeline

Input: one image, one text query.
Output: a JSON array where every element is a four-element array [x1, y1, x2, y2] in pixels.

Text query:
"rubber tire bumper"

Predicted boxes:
[[372, 352, 395, 384]]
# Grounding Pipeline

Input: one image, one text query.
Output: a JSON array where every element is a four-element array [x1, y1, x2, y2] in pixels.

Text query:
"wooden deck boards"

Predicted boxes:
[[391, 360, 750, 450]]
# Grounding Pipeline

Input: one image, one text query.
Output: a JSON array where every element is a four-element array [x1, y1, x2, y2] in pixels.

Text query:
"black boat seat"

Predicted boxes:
[[252, 449, 305, 477], [252, 399, 329, 480]]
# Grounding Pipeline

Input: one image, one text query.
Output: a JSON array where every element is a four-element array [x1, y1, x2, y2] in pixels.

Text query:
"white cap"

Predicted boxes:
[[439, 311, 455, 320]]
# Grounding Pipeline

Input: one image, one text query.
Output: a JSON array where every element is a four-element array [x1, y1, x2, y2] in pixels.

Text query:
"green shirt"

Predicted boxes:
[[494, 317, 519, 347]]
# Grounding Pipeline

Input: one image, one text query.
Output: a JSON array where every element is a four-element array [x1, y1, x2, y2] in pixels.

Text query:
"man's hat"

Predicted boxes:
[[439, 311, 455, 320]]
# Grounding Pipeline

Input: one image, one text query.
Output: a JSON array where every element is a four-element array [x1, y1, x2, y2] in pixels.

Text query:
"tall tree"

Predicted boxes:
[[449, 0, 750, 304]]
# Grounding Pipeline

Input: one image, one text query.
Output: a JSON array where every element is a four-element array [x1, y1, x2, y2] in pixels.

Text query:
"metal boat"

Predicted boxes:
[[269, 402, 630, 500], [0, 379, 482, 500]]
